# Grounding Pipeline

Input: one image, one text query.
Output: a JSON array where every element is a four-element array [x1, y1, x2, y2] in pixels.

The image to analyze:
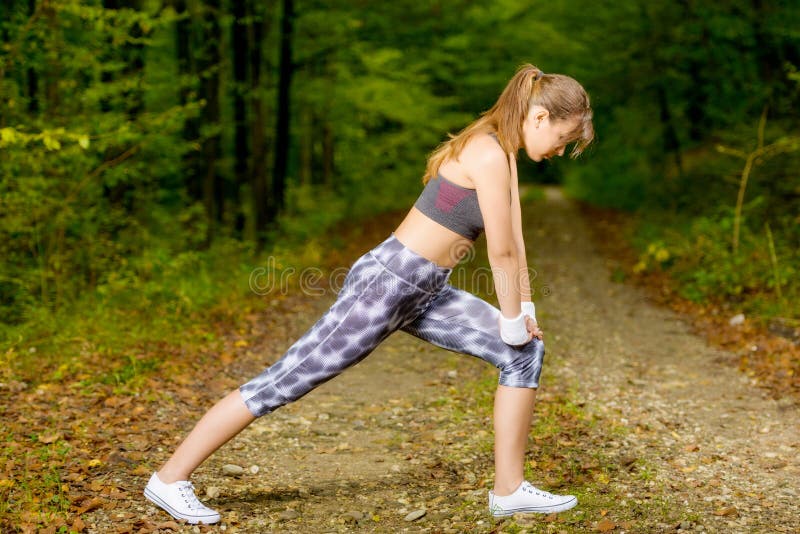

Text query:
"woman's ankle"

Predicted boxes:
[[493, 478, 524, 496], [156, 468, 189, 485]]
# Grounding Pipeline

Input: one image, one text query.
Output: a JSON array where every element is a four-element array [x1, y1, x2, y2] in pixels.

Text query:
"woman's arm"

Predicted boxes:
[[508, 153, 541, 339], [507, 154, 532, 304], [467, 138, 524, 320]]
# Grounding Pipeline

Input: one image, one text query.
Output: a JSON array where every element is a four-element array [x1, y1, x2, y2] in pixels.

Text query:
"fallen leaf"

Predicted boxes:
[[597, 518, 616, 531], [582, 460, 601, 471], [39, 432, 61, 444], [713, 507, 738, 517], [76, 497, 104, 514], [103, 396, 131, 408], [132, 464, 151, 476], [593, 472, 610, 484]]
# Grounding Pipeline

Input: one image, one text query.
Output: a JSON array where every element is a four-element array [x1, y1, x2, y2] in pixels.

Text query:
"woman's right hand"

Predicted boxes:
[[525, 315, 543, 341]]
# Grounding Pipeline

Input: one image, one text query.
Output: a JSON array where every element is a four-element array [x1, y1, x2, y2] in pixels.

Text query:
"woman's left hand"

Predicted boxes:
[[525, 316, 543, 340]]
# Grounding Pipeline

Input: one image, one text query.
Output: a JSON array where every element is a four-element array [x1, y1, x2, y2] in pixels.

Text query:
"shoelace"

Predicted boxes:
[[522, 482, 555, 500], [177, 481, 207, 511]]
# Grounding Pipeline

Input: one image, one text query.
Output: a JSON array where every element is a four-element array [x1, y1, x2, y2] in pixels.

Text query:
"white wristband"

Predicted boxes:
[[499, 311, 530, 346], [521, 301, 536, 322]]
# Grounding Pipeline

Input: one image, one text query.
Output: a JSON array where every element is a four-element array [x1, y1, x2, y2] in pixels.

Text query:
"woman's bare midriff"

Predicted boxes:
[[393, 206, 475, 269]]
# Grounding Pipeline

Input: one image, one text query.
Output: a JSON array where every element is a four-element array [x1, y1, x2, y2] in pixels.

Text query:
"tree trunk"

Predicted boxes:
[[100, 0, 143, 214], [656, 84, 683, 177], [99, 0, 118, 113], [322, 119, 334, 188], [250, 1, 270, 246], [299, 106, 312, 186], [231, 0, 248, 236], [25, 0, 39, 114], [201, 0, 223, 243], [640, 2, 683, 178], [41, 0, 59, 116], [173, 0, 203, 203], [268, 0, 294, 221], [674, 0, 709, 141], [123, 0, 145, 121]]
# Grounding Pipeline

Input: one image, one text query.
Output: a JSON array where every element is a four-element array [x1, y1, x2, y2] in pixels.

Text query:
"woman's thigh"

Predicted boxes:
[[400, 284, 544, 388]]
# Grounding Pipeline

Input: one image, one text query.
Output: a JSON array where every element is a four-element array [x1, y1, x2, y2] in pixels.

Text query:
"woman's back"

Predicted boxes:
[[394, 132, 510, 269]]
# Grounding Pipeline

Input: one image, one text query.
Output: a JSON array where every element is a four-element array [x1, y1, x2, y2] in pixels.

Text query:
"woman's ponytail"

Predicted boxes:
[[493, 64, 543, 153]]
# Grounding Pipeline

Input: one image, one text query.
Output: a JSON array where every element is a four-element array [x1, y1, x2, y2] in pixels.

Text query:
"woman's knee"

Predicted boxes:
[[239, 379, 292, 418], [497, 338, 545, 388]]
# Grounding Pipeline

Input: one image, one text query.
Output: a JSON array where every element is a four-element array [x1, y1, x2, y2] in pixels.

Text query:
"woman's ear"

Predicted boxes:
[[529, 106, 549, 129]]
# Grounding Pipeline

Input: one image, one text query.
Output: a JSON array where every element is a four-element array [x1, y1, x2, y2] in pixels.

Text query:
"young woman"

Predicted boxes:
[[144, 63, 593, 524]]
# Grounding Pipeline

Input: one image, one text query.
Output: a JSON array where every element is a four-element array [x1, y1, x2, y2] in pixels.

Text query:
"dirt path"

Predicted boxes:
[[533, 188, 799, 533], [86, 188, 799, 533]]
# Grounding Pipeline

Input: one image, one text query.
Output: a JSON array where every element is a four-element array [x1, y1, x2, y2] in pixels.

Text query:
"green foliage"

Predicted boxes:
[[1, 0, 798, 380], [633, 209, 799, 319], [0, 1, 203, 328], [548, 0, 800, 318], [0, 234, 256, 382], [276, 182, 348, 244]]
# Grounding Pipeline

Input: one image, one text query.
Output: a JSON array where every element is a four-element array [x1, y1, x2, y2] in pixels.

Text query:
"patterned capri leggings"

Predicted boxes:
[[240, 233, 545, 417]]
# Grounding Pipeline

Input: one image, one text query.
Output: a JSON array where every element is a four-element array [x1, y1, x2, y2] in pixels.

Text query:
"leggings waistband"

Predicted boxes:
[[367, 233, 452, 293]]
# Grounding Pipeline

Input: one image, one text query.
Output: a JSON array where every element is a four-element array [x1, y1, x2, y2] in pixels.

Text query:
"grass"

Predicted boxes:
[[97, 354, 162, 391], [0, 233, 335, 391]]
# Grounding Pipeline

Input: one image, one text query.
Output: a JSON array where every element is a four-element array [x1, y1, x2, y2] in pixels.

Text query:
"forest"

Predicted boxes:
[[1, 0, 799, 532]]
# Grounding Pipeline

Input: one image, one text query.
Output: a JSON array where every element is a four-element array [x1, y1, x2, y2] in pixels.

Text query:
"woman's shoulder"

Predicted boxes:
[[461, 133, 510, 185]]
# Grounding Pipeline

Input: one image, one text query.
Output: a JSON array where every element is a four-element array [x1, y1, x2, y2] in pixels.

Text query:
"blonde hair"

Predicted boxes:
[[422, 64, 594, 184]]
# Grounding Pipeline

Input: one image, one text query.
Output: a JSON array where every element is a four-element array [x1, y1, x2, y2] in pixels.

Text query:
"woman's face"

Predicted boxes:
[[522, 105, 580, 162]]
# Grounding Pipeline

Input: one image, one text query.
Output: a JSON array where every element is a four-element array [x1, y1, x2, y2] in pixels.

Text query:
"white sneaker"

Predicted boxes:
[[144, 472, 221, 524], [488, 480, 577, 517]]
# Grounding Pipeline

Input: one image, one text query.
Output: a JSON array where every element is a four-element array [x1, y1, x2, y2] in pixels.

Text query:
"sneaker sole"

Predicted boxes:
[[144, 487, 221, 525], [490, 496, 578, 517]]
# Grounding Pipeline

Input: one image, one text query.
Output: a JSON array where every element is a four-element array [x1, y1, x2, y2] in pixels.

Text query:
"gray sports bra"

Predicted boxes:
[[414, 134, 510, 241], [413, 172, 484, 241]]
